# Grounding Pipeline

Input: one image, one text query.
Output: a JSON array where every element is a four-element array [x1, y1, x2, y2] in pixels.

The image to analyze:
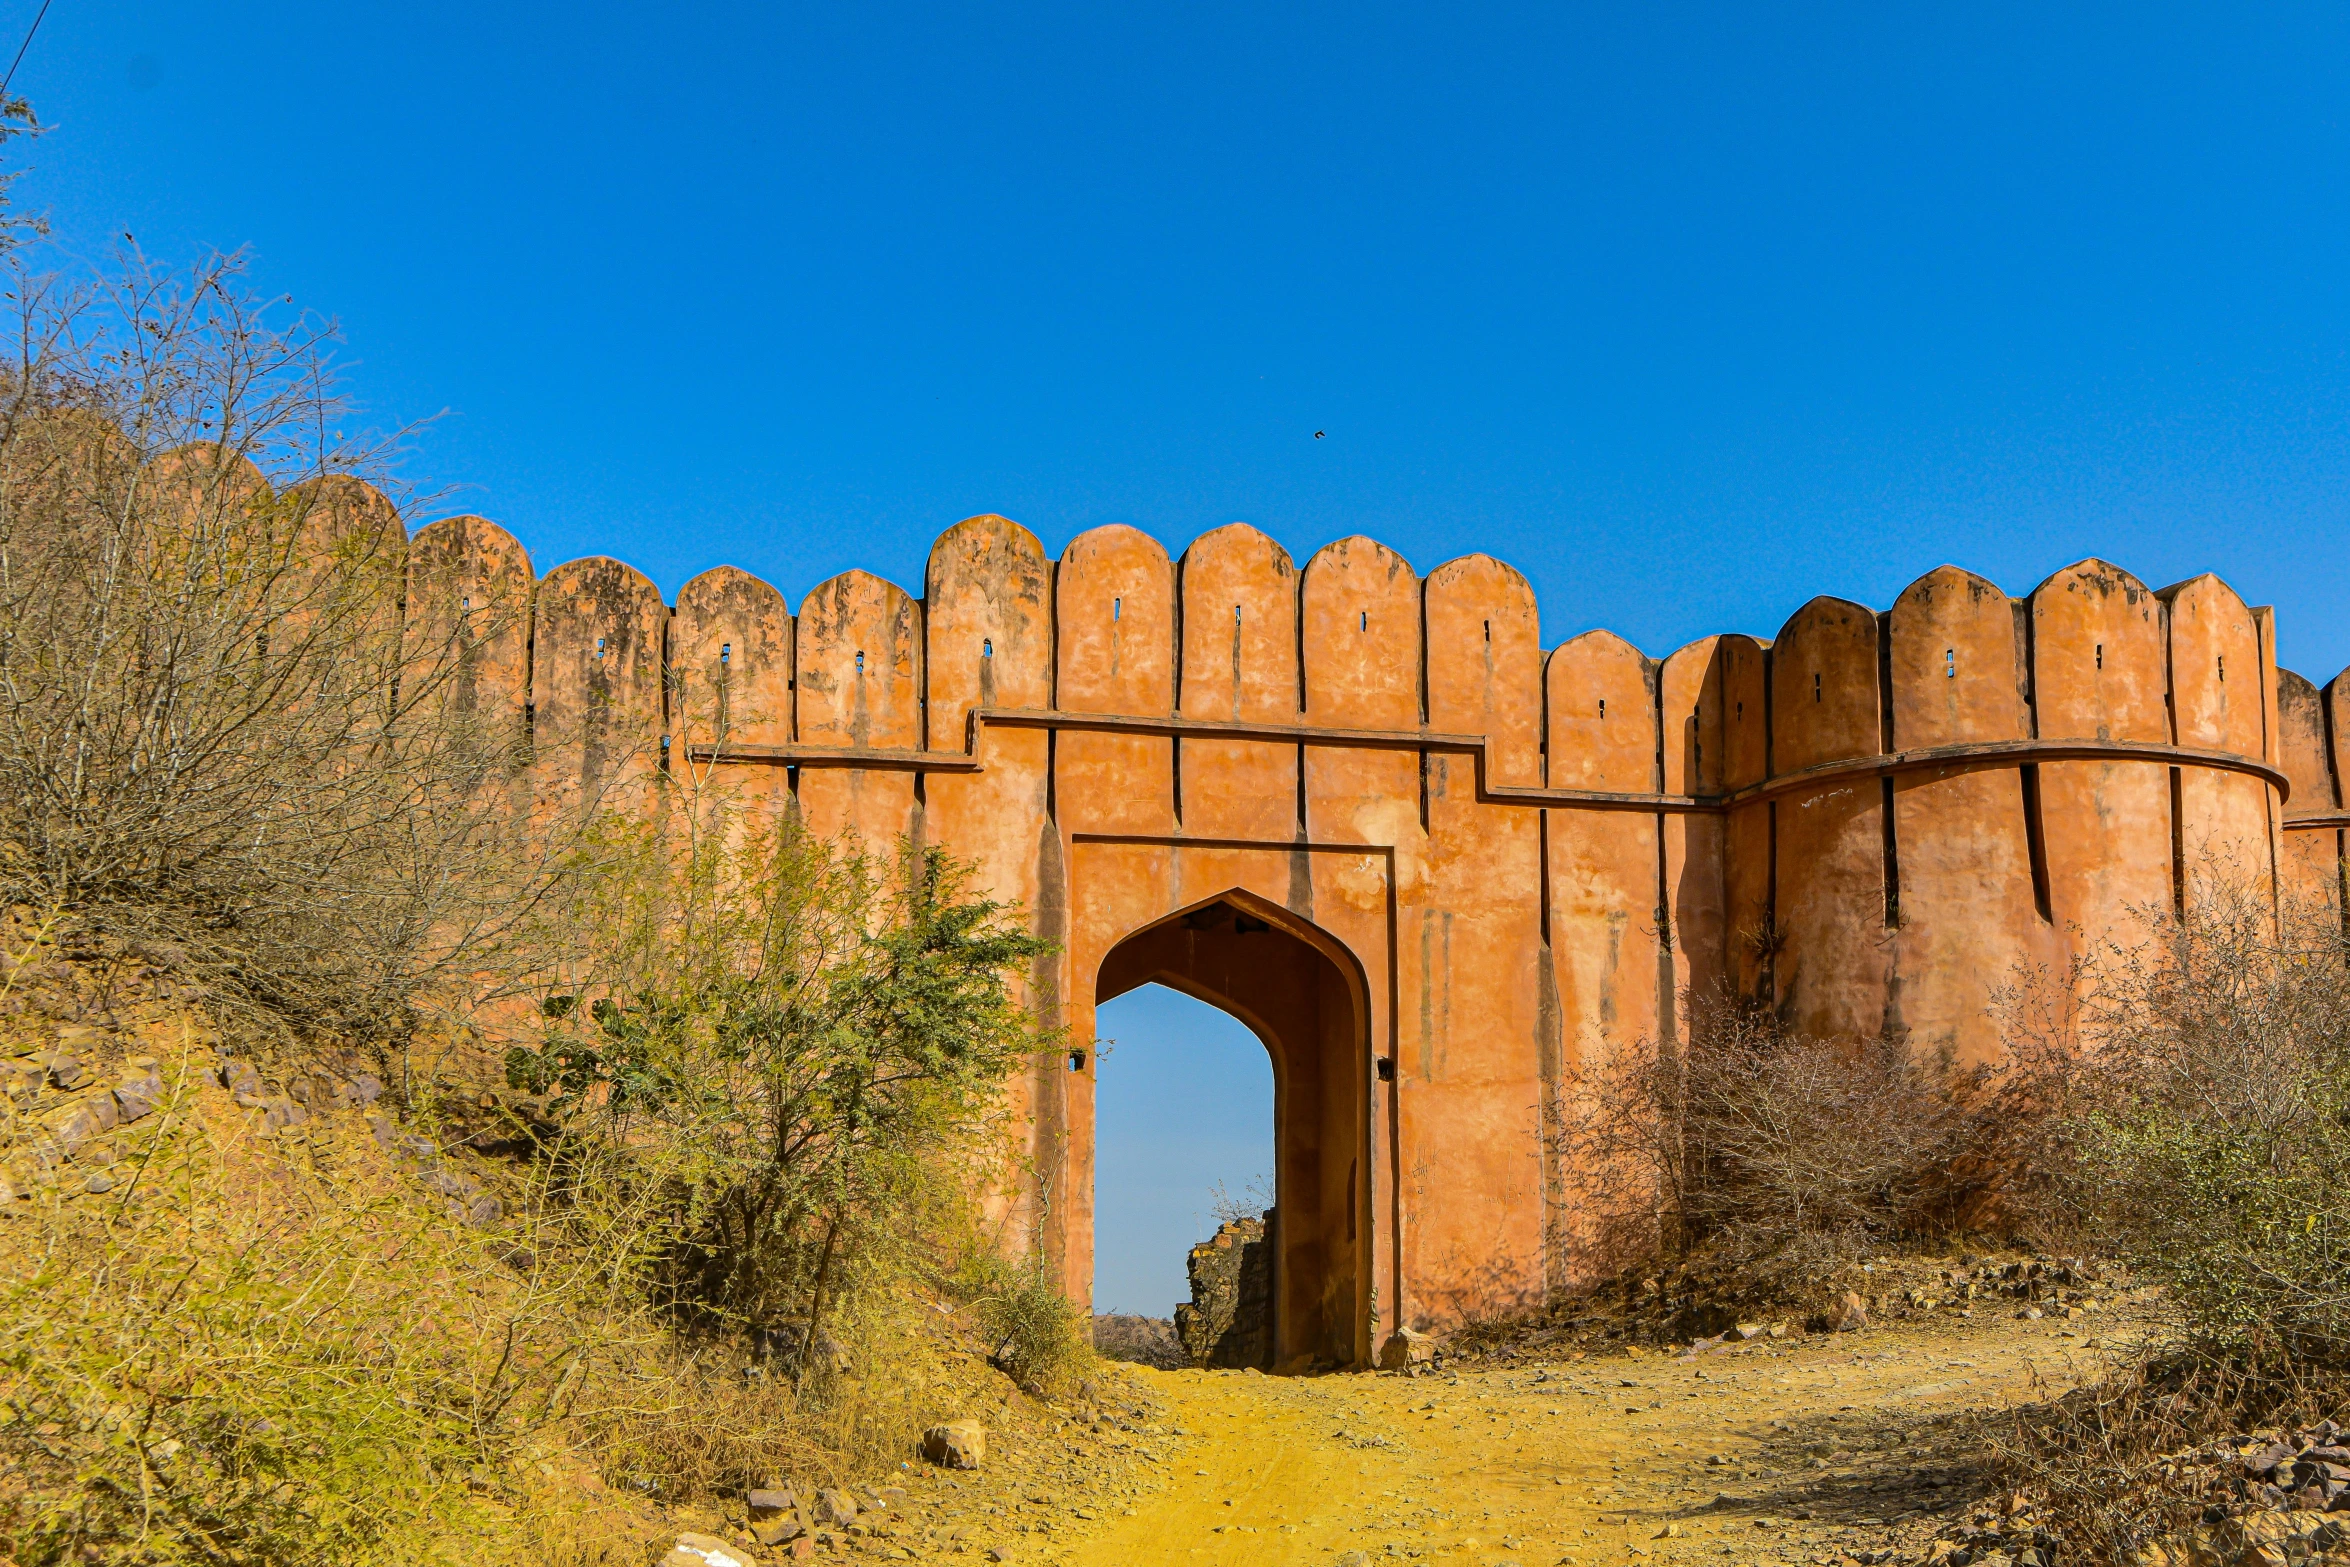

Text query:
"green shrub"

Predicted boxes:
[[505, 805, 1061, 1380], [2055, 881, 2350, 1366], [955, 1247, 1095, 1397]]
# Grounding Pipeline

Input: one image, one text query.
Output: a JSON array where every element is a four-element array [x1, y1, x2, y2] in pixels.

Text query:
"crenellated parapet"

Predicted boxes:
[[391, 499, 2346, 1347]]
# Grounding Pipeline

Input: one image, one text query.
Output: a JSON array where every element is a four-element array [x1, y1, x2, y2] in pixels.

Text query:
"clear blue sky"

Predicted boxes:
[[1093, 986, 1271, 1317], [22, 4, 2350, 1312], [19, 3, 2350, 678]]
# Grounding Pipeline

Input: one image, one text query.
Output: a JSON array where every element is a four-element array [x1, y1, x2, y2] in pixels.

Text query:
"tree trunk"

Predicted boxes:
[[798, 1209, 842, 1391]]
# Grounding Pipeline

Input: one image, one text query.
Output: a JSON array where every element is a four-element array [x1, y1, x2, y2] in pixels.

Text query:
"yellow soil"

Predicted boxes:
[[923, 1307, 2146, 1566]]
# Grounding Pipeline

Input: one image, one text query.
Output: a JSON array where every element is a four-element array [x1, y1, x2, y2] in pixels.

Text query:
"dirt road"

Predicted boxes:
[[939, 1308, 2140, 1566]]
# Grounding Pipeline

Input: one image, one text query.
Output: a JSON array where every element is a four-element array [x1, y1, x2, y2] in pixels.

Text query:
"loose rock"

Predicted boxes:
[[45, 1091, 118, 1158], [923, 1418, 987, 1470], [750, 1515, 803, 1547], [663, 1533, 753, 1567], [1379, 1327, 1436, 1369], [32, 1051, 86, 1090], [113, 1061, 164, 1122]]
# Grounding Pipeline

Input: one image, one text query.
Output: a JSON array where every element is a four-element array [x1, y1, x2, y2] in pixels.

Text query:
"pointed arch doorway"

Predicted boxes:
[[1094, 892, 1373, 1370]]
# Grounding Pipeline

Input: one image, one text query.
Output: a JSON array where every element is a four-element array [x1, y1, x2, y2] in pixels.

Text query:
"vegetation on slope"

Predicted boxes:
[[0, 230, 1088, 1564]]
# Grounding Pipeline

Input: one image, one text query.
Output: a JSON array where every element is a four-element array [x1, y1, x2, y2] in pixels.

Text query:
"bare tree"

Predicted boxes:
[[0, 247, 579, 1046]]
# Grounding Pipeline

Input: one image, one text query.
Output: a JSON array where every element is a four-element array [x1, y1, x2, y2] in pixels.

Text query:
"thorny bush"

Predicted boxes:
[[2039, 881, 2350, 1365]]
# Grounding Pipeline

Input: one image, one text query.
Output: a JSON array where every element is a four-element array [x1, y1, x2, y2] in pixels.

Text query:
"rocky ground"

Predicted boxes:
[[708, 1290, 2159, 1565]]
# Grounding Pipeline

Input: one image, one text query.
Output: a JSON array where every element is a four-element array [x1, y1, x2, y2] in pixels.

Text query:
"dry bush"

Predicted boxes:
[[0, 249, 588, 1051], [2046, 878, 2350, 1364], [1552, 996, 1999, 1303], [1994, 1352, 2346, 1567], [1988, 873, 2350, 1562]]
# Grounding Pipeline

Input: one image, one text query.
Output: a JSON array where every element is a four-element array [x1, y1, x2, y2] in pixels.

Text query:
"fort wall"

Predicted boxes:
[[391, 497, 2345, 1361]]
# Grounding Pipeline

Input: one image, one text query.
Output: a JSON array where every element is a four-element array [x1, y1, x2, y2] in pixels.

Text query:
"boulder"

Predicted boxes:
[[1826, 1291, 1869, 1332], [812, 1487, 858, 1525], [1378, 1328, 1436, 1370], [923, 1418, 987, 1470]]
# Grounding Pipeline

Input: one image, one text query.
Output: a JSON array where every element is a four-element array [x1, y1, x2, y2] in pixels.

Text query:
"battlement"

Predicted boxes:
[[394, 500, 2349, 1344]]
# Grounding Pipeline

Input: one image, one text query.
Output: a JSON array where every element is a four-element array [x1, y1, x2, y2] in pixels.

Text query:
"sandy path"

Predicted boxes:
[[1008, 1309, 2136, 1567]]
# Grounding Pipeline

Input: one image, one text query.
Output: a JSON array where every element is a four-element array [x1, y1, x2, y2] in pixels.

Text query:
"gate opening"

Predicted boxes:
[[1094, 895, 1372, 1370], [1091, 983, 1272, 1326]]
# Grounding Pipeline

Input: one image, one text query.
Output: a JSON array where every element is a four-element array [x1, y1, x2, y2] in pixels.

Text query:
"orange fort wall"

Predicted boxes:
[[401, 501, 2344, 1368]]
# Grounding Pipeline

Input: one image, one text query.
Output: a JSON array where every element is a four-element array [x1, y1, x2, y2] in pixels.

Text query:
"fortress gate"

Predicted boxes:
[[407, 508, 2350, 1369]]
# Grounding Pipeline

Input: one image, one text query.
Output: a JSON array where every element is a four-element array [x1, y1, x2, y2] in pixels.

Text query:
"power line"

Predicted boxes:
[[0, 0, 54, 104]]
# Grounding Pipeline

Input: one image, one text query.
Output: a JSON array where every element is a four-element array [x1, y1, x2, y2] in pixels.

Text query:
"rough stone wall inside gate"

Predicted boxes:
[[390, 496, 2346, 1343]]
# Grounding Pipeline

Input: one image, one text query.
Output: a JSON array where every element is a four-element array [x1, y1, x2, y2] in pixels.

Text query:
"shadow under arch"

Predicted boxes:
[[1096, 888, 1373, 1371]]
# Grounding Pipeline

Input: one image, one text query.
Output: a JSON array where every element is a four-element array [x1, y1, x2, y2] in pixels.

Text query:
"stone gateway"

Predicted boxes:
[[406, 506, 2350, 1370]]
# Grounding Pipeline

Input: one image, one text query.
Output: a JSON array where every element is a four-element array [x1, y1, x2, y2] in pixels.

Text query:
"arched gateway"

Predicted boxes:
[[1095, 893, 1372, 1369], [406, 507, 2350, 1367]]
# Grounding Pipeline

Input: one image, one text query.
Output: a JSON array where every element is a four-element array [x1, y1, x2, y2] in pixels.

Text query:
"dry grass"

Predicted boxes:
[[0, 991, 1069, 1565]]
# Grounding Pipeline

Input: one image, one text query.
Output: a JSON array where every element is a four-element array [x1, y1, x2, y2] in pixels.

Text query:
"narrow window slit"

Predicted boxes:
[[982, 638, 993, 658], [719, 642, 731, 666], [2096, 643, 2104, 670], [1944, 648, 1955, 679], [1813, 672, 1822, 702], [855, 649, 865, 675], [1880, 776, 1901, 927], [1113, 597, 1121, 621], [1360, 610, 1368, 632]]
